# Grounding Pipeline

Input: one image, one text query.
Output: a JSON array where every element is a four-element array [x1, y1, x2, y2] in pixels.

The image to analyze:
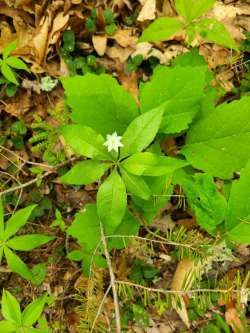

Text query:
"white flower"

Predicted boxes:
[[103, 132, 123, 152]]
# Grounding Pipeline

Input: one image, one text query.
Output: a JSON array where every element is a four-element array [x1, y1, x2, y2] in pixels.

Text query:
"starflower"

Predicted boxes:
[[103, 132, 123, 152]]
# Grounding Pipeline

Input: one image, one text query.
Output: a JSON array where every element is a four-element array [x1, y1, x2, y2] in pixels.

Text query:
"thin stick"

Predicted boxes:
[[0, 145, 54, 170], [90, 284, 112, 333], [0, 158, 76, 197], [116, 280, 242, 296], [100, 221, 121, 333]]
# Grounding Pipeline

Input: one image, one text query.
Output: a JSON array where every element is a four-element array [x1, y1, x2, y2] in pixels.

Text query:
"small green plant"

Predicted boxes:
[[1, 120, 27, 150], [60, 48, 250, 280], [139, 0, 238, 50], [126, 55, 144, 72], [0, 41, 30, 86], [60, 72, 188, 272], [85, 8, 117, 35], [60, 30, 105, 75], [0, 289, 50, 333], [29, 100, 69, 165], [0, 199, 54, 281], [129, 259, 159, 285]]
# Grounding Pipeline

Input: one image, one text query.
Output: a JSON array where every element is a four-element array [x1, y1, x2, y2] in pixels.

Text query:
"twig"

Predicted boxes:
[[0, 145, 54, 170], [116, 280, 243, 296], [90, 284, 112, 333], [99, 221, 121, 333], [0, 157, 76, 197]]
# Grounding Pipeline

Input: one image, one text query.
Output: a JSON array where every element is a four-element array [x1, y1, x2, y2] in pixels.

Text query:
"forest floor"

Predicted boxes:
[[0, 1, 250, 332]]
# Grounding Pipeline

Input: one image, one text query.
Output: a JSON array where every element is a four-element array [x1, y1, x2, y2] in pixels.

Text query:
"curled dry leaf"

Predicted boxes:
[[106, 44, 134, 63], [33, 15, 50, 64], [111, 29, 138, 48], [171, 258, 202, 328], [49, 12, 69, 45], [138, 0, 156, 22], [92, 35, 107, 56], [132, 42, 188, 65]]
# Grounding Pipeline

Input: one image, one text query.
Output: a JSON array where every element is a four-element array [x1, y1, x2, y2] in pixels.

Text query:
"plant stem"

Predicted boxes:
[[99, 221, 121, 333]]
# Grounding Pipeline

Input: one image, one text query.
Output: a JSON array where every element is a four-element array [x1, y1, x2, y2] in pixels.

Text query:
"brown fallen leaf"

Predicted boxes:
[[118, 70, 139, 103], [49, 11, 69, 45], [199, 44, 234, 69], [106, 44, 134, 63], [92, 35, 107, 56], [112, 0, 132, 12], [111, 29, 137, 48], [170, 258, 206, 328], [3, 91, 31, 118], [225, 300, 245, 333], [138, 0, 156, 22], [33, 15, 50, 64]]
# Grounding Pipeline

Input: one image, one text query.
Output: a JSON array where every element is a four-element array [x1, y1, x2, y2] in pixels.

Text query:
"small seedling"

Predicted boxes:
[[0, 289, 49, 333], [140, 0, 238, 50], [0, 41, 30, 85], [0, 199, 54, 281]]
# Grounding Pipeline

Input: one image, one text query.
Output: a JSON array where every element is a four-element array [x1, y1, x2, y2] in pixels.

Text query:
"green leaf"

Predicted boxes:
[[193, 19, 238, 50], [225, 161, 250, 244], [172, 48, 207, 67], [140, 65, 208, 134], [139, 17, 183, 42], [122, 152, 188, 176], [67, 249, 84, 261], [0, 320, 16, 332], [97, 170, 127, 234], [1, 63, 18, 85], [81, 251, 107, 276], [60, 160, 110, 185], [108, 210, 140, 250], [3, 41, 17, 59], [67, 204, 100, 252], [120, 106, 163, 159], [0, 198, 4, 239], [61, 124, 110, 160], [4, 205, 36, 241], [175, 0, 216, 23], [182, 97, 250, 179], [120, 167, 151, 200], [177, 172, 227, 234], [0, 247, 3, 265], [31, 263, 47, 287], [6, 57, 30, 72], [1, 289, 21, 323], [22, 294, 47, 326], [6, 234, 54, 251], [4, 247, 33, 281], [61, 73, 138, 136], [132, 175, 173, 224], [226, 217, 250, 244]]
